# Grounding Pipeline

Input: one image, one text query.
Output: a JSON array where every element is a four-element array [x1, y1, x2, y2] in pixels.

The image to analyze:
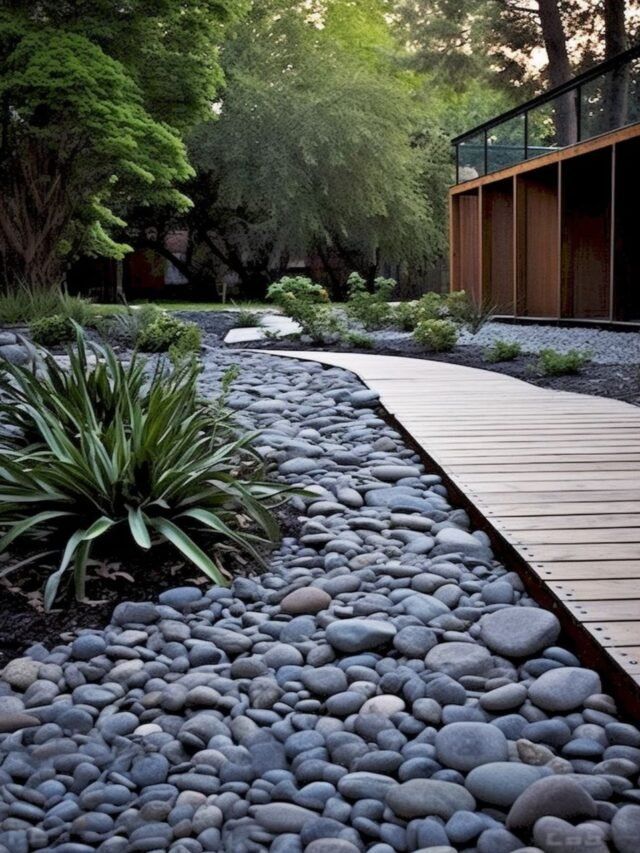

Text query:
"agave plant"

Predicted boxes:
[[0, 328, 290, 609]]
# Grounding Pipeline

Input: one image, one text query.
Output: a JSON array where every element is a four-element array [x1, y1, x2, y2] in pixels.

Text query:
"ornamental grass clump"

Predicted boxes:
[[0, 281, 93, 326], [0, 328, 290, 609]]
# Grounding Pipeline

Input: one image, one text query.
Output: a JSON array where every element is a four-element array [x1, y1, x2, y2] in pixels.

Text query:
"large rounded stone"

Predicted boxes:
[[528, 667, 602, 712], [301, 666, 348, 697], [506, 776, 597, 830], [612, 804, 640, 853], [435, 722, 509, 771], [434, 528, 490, 557], [1, 658, 39, 691], [338, 772, 397, 800], [479, 606, 560, 657], [360, 695, 405, 716], [281, 586, 331, 615], [386, 779, 476, 820], [533, 817, 609, 853], [326, 618, 396, 653], [425, 642, 492, 679], [465, 762, 552, 807], [253, 804, 319, 833]]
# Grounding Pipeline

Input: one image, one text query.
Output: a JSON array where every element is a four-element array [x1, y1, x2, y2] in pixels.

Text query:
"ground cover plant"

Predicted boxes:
[[484, 339, 522, 363], [537, 347, 592, 376], [29, 314, 75, 347], [0, 329, 290, 609]]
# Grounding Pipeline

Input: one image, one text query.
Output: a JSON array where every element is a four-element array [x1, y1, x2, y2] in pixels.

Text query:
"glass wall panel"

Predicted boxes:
[[486, 114, 525, 172], [527, 90, 578, 155], [457, 131, 485, 181]]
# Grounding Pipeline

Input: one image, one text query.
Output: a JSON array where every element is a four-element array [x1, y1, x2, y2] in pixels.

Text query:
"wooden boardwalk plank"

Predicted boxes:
[[266, 351, 640, 695]]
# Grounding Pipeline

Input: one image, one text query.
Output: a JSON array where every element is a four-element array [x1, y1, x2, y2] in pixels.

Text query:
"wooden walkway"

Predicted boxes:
[[268, 351, 640, 695]]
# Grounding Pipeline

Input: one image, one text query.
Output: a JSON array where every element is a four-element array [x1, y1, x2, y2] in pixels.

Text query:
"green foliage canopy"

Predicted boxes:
[[0, 1, 245, 286], [184, 0, 450, 293]]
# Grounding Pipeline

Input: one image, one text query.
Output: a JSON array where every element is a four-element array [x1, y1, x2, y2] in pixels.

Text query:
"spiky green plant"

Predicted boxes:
[[0, 328, 289, 609]]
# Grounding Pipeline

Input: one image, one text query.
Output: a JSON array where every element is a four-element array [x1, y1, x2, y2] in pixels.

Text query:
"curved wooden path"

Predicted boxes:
[[266, 350, 640, 702]]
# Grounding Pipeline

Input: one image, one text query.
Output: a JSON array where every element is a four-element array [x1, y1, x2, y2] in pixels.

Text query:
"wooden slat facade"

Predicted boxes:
[[269, 351, 640, 705], [450, 122, 640, 324]]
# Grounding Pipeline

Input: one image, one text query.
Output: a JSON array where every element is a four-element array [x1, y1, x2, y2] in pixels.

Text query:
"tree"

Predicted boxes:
[[161, 0, 449, 297], [0, 1, 244, 288], [393, 1, 637, 92], [393, 1, 637, 148]]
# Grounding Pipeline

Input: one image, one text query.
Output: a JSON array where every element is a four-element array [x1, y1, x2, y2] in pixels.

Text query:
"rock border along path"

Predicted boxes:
[[1, 349, 640, 853], [265, 350, 640, 704]]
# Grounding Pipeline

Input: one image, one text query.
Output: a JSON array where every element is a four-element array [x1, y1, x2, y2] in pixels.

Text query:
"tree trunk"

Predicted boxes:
[[604, 0, 629, 129], [537, 0, 577, 146], [0, 141, 69, 290]]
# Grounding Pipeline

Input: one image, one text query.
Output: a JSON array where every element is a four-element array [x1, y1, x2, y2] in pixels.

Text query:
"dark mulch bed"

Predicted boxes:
[[175, 310, 240, 343], [239, 338, 640, 408], [0, 504, 301, 668]]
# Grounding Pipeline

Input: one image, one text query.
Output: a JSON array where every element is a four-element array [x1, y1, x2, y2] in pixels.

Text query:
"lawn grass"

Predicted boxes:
[[130, 300, 272, 312]]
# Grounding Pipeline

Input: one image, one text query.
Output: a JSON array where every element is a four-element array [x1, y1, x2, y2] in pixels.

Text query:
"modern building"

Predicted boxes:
[[449, 45, 640, 324]]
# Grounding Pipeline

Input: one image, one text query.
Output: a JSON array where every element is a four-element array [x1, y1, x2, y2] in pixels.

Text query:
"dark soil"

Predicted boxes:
[[175, 310, 240, 343], [238, 338, 640, 408], [0, 504, 301, 668]]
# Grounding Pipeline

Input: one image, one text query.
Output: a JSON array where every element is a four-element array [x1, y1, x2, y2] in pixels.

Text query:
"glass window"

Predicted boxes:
[[486, 114, 525, 172], [457, 132, 485, 181]]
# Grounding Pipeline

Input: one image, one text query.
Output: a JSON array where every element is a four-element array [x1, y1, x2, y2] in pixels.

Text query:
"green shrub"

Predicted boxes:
[[416, 292, 447, 322], [267, 276, 329, 306], [413, 318, 458, 351], [345, 272, 395, 330], [29, 314, 75, 346], [168, 324, 203, 365], [267, 276, 341, 343], [537, 348, 592, 376], [0, 281, 93, 326], [484, 340, 522, 363], [137, 313, 201, 354], [0, 328, 290, 609], [392, 301, 419, 331], [344, 331, 374, 349]]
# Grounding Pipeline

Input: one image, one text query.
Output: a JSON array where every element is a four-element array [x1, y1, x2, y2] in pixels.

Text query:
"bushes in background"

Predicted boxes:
[[267, 276, 343, 343], [0, 281, 93, 326], [30, 315, 75, 346], [345, 272, 395, 330]]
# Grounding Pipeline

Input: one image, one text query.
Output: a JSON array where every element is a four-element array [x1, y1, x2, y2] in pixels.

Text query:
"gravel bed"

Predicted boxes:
[[1, 351, 640, 853], [359, 323, 640, 365]]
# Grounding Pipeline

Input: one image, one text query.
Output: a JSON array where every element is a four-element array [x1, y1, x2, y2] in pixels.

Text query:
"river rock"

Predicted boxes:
[[528, 667, 602, 712], [435, 722, 509, 771], [465, 762, 552, 807], [281, 586, 331, 614], [506, 776, 597, 830], [325, 619, 396, 653], [386, 779, 476, 820], [425, 642, 492, 679], [480, 606, 560, 657]]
